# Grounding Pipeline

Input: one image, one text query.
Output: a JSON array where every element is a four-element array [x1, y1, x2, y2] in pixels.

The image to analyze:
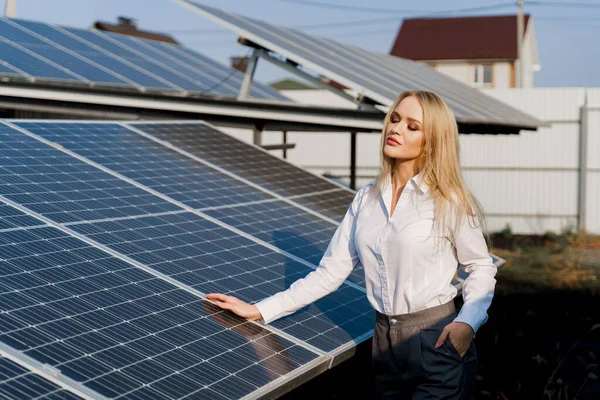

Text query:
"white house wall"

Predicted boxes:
[[493, 63, 511, 89], [435, 64, 471, 85]]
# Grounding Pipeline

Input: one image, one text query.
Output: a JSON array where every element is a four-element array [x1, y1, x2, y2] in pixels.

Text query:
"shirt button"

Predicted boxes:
[[390, 318, 398, 326]]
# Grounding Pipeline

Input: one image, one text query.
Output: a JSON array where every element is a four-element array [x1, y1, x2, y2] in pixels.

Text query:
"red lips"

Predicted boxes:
[[386, 136, 401, 146]]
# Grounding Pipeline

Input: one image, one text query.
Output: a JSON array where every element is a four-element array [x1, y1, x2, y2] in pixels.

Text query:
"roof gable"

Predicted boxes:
[[390, 15, 531, 61]]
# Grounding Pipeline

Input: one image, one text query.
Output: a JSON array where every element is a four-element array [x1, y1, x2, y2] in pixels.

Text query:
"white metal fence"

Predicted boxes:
[[222, 88, 600, 235]]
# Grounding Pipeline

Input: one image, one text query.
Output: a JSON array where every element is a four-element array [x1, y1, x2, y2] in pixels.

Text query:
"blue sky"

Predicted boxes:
[[1, 0, 599, 87]]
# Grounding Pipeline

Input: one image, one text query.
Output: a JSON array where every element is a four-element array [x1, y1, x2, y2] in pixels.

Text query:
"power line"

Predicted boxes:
[[167, 2, 517, 35], [276, 0, 428, 14], [277, 0, 517, 15], [528, 1, 600, 9]]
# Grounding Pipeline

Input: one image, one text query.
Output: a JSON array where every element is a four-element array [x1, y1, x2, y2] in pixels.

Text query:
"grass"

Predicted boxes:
[[491, 233, 600, 293]]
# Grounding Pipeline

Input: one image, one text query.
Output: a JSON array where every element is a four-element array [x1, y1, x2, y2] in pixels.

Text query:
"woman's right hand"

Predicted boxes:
[[206, 293, 263, 321]]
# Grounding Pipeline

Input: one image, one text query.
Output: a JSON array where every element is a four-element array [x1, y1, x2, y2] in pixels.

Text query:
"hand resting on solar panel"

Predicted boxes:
[[206, 293, 262, 320], [208, 91, 497, 400]]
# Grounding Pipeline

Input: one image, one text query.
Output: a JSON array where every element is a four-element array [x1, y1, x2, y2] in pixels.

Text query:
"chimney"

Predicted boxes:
[[117, 16, 136, 27]]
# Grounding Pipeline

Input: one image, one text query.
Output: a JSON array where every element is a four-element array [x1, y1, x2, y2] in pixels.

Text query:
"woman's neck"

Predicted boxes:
[[391, 162, 419, 190]]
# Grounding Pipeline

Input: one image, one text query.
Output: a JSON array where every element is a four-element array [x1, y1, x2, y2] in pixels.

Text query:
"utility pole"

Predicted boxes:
[[516, 0, 524, 88], [4, 0, 16, 17]]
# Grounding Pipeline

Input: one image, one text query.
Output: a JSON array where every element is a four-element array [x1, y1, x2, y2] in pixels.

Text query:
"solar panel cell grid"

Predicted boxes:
[[0, 357, 82, 400], [0, 224, 320, 399], [0, 41, 77, 80], [66, 212, 373, 352], [0, 124, 181, 223], [16, 122, 274, 209], [290, 190, 357, 223], [133, 123, 342, 197]]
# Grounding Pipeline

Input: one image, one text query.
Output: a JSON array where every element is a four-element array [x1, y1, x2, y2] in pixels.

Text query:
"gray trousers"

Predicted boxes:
[[372, 301, 477, 399]]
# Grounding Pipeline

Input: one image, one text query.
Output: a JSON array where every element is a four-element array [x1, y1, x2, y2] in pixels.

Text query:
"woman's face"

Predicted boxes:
[[383, 96, 425, 162]]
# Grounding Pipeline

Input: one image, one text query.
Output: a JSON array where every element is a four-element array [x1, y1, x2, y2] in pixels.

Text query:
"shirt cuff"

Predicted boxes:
[[454, 302, 489, 334], [255, 295, 283, 325]]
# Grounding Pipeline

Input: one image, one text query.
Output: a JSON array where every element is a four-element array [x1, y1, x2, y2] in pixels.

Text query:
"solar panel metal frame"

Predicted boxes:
[[172, 0, 546, 131], [2, 119, 373, 357], [0, 337, 101, 399]]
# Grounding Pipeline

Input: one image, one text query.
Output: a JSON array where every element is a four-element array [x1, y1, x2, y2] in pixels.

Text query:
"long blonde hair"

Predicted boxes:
[[374, 91, 486, 240]]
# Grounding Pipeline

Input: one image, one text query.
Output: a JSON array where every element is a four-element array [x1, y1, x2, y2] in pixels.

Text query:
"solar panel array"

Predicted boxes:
[[174, 0, 544, 131], [0, 119, 504, 398], [0, 17, 287, 101], [0, 119, 371, 399]]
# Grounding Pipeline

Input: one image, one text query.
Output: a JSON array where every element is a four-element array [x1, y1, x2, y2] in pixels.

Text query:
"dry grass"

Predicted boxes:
[[491, 233, 600, 292]]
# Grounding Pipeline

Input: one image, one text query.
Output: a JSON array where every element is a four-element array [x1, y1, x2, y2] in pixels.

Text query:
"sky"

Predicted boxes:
[[0, 0, 599, 87]]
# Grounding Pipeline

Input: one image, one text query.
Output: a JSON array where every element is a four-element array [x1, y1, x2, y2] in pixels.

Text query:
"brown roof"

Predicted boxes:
[[390, 15, 531, 61], [93, 17, 178, 44]]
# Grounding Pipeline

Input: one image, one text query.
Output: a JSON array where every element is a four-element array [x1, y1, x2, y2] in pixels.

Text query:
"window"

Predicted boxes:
[[471, 64, 493, 87]]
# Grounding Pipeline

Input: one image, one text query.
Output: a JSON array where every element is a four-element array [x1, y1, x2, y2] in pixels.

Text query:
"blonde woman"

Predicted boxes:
[[208, 91, 497, 399]]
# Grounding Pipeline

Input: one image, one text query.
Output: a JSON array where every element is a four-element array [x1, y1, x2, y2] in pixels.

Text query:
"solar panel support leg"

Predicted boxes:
[[253, 125, 263, 146], [283, 131, 288, 159], [239, 49, 260, 99], [350, 132, 357, 190]]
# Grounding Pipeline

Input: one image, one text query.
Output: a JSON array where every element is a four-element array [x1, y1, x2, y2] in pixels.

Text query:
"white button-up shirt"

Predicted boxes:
[[256, 174, 497, 333]]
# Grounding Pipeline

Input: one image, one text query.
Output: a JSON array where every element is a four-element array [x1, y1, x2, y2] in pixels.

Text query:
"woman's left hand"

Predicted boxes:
[[435, 322, 474, 358]]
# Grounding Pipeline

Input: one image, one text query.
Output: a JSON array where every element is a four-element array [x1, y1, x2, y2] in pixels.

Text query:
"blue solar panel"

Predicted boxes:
[[114, 35, 285, 100], [290, 190, 357, 222], [0, 204, 44, 230], [0, 41, 78, 81], [0, 357, 82, 400], [133, 123, 348, 198], [0, 17, 287, 100], [203, 201, 366, 287], [0, 222, 321, 399], [0, 124, 181, 223], [15, 121, 367, 287], [0, 62, 20, 75], [16, 122, 274, 209], [67, 212, 373, 352], [106, 34, 239, 97], [2, 121, 373, 353]]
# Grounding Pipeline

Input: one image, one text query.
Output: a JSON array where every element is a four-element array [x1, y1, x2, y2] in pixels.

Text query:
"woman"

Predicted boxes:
[[208, 91, 497, 399]]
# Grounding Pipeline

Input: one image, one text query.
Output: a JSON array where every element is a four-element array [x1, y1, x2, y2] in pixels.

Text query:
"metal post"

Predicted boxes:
[[282, 131, 288, 159], [252, 125, 263, 147], [238, 49, 259, 99], [577, 104, 588, 232], [516, 0, 524, 88], [4, 0, 16, 17], [350, 132, 357, 190]]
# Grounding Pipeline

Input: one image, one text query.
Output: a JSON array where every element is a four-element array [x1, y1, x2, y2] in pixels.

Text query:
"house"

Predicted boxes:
[[390, 15, 540, 89], [92, 16, 178, 44]]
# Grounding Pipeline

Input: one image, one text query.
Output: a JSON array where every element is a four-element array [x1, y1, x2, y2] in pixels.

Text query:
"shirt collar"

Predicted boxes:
[[385, 172, 429, 195]]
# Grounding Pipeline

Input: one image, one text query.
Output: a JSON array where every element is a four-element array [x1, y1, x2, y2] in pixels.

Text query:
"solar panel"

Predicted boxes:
[[0, 124, 181, 223], [2, 120, 373, 354], [174, 0, 544, 131], [129, 122, 355, 204], [0, 220, 323, 399], [15, 122, 275, 209], [289, 190, 357, 222], [0, 17, 287, 101], [202, 200, 365, 286], [0, 356, 82, 399], [14, 121, 366, 287]]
